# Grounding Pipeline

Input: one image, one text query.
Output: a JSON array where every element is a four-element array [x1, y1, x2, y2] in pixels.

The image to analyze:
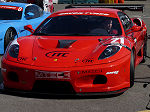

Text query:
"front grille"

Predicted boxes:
[[32, 81, 75, 94]]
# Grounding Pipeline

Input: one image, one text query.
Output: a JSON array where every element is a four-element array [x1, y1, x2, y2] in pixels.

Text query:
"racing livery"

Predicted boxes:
[[0, 2, 50, 54], [1, 4, 147, 95]]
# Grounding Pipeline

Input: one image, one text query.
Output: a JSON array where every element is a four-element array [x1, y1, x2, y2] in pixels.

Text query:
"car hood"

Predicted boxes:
[[16, 36, 131, 68], [0, 20, 19, 24], [32, 36, 101, 67]]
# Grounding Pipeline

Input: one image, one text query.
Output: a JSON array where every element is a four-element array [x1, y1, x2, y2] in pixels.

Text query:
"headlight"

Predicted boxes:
[[98, 46, 120, 60], [8, 39, 19, 58]]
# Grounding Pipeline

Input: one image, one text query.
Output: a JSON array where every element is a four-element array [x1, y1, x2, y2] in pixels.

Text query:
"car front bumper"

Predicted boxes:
[[1, 54, 131, 95]]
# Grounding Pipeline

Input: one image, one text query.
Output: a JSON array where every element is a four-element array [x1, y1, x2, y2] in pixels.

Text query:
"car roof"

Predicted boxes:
[[52, 8, 120, 18], [0, 2, 29, 8]]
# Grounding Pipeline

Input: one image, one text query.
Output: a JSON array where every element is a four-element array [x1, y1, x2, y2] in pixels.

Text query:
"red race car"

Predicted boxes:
[[1, 4, 147, 95]]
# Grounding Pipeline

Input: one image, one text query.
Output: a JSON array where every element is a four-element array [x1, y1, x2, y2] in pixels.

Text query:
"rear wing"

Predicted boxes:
[[65, 4, 144, 12]]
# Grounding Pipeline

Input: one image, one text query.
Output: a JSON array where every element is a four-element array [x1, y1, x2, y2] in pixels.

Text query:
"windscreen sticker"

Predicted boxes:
[[0, 5, 23, 11], [58, 12, 109, 16]]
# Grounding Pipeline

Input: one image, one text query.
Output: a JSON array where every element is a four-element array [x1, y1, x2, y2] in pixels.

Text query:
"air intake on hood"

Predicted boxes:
[[57, 40, 77, 48]]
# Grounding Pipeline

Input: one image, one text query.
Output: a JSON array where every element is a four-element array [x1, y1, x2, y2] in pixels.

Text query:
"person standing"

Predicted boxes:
[[43, 0, 54, 12], [35, 0, 54, 13]]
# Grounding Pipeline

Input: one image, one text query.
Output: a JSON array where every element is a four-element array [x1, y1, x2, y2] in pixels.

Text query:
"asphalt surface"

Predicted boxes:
[[1, 1, 150, 112]]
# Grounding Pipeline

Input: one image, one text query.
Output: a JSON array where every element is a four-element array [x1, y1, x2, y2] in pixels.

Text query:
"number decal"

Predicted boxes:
[[111, 38, 124, 44], [18, 7, 22, 11]]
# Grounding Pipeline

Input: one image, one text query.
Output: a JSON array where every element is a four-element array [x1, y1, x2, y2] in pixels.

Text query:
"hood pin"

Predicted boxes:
[[33, 57, 37, 61], [75, 58, 79, 63], [54, 59, 58, 61]]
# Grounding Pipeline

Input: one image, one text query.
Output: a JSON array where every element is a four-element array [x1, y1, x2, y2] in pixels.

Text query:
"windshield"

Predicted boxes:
[[0, 8, 22, 20], [33, 15, 122, 36]]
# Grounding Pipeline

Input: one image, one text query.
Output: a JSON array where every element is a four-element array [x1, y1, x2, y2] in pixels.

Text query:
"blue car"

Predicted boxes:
[[0, 2, 51, 54]]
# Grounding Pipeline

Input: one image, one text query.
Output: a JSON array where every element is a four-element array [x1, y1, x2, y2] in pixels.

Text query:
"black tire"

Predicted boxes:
[[130, 50, 135, 88], [141, 39, 147, 63], [4, 28, 17, 51]]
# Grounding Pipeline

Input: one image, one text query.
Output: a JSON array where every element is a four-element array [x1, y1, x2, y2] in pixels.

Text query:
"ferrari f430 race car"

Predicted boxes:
[[1, 4, 147, 95]]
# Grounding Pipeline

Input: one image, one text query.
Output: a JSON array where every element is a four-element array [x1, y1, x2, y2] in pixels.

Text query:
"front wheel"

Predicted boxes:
[[130, 50, 135, 87], [4, 28, 17, 51]]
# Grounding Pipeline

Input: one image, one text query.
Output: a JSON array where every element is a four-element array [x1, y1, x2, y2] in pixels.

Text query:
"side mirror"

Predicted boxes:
[[132, 17, 142, 26], [126, 25, 143, 35], [25, 12, 35, 20], [24, 25, 35, 33]]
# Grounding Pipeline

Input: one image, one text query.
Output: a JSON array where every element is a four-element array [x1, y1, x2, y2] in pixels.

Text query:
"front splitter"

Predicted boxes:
[[0, 82, 128, 97]]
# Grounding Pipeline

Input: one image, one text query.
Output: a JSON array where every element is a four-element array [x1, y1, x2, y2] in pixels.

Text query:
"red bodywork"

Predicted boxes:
[[1, 8, 147, 95]]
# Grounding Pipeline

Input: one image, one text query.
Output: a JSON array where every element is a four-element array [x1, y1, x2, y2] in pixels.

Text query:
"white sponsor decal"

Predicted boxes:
[[58, 12, 109, 16], [111, 38, 125, 49], [18, 7, 22, 11], [106, 71, 119, 75], [0, 6, 16, 9], [111, 38, 124, 44], [0, 5, 23, 11], [58, 12, 83, 15]]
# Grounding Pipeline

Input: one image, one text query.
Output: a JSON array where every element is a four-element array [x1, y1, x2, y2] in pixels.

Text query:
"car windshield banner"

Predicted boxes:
[[0, 5, 23, 11]]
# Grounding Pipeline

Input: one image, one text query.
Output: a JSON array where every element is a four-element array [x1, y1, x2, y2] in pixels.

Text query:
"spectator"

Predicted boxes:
[[43, 0, 54, 12], [34, 0, 54, 13]]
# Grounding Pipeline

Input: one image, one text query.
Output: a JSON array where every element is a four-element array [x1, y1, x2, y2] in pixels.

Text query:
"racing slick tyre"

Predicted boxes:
[[141, 39, 147, 63], [130, 50, 135, 88], [4, 28, 17, 51]]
